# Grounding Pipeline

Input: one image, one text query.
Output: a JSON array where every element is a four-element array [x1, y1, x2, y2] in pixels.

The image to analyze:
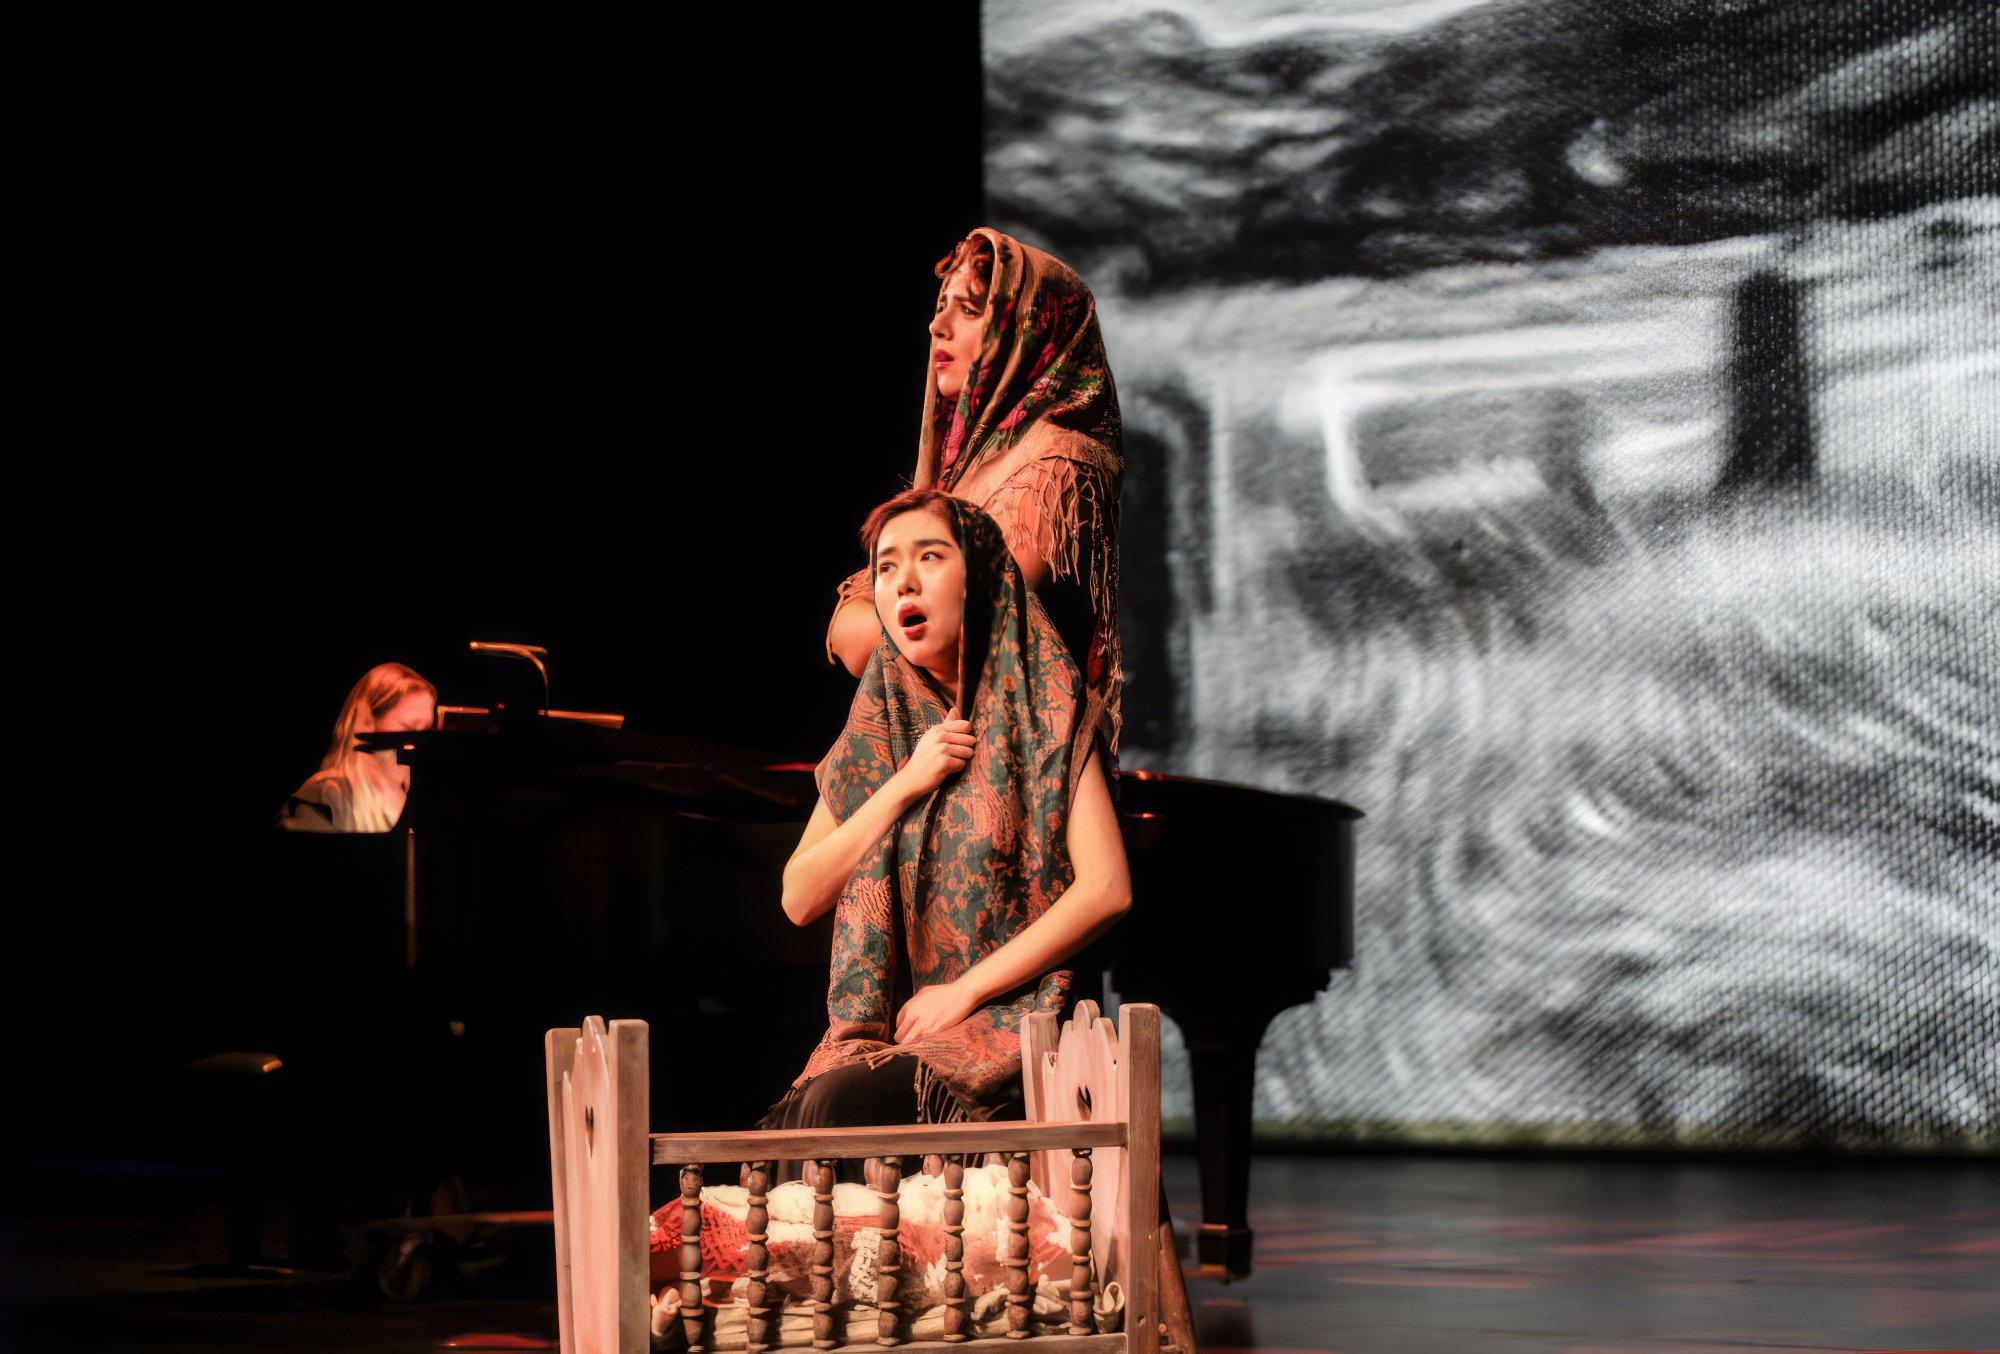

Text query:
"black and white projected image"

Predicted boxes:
[[986, 0, 1999, 1147]]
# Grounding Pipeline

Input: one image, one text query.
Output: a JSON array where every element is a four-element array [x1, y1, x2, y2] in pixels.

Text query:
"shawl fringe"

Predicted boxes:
[[915, 1059, 972, 1126], [984, 455, 1119, 621], [983, 454, 1124, 761]]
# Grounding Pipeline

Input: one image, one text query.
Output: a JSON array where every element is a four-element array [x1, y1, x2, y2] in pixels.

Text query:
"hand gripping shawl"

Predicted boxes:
[[780, 497, 1085, 1124], [828, 227, 1125, 762]]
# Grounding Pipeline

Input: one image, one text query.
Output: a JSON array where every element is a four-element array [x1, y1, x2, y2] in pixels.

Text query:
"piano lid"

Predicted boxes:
[[355, 720, 817, 820], [1118, 768, 1364, 819]]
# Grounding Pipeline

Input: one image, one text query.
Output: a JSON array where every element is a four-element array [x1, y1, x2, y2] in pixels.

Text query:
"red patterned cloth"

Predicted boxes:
[[648, 1173, 1071, 1301]]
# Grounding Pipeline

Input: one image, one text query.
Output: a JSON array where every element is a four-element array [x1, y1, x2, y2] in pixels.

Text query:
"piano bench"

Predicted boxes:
[[183, 1050, 286, 1273]]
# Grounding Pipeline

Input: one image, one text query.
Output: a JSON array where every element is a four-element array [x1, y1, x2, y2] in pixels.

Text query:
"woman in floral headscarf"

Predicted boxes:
[[827, 228, 1125, 772], [768, 488, 1130, 1160]]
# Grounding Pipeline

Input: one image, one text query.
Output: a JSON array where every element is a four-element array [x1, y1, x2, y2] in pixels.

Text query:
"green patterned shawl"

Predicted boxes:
[[782, 497, 1083, 1122]]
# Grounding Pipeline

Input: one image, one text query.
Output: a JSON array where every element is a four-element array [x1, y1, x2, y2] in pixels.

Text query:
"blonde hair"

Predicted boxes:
[[309, 662, 436, 832]]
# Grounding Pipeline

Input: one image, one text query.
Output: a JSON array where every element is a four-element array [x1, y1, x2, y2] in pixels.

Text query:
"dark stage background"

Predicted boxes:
[[23, 13, 985, 1175]]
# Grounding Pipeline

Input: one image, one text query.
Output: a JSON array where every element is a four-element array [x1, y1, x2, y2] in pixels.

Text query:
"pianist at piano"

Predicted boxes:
[[761, 490, 1133, 1173], [276, 660, 436, 833]]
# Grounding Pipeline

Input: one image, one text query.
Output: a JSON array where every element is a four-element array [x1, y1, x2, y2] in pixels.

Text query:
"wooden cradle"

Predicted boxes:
[[545, 1003, 1164, 1354]]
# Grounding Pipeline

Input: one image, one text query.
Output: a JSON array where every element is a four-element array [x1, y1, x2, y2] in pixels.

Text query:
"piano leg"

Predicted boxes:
[[1184, 1013, 1272, 1279]]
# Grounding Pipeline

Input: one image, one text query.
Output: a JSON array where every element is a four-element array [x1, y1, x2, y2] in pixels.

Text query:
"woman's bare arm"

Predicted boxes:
[[829, 593, 880, 677], [1005, 521, 1050, 592], [893, 748, 1131, 1042]]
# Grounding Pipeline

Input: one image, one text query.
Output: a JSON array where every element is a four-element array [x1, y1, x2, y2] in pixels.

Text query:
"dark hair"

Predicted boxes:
[[861, 487, 960, 564], [933, 234, 995, 295]]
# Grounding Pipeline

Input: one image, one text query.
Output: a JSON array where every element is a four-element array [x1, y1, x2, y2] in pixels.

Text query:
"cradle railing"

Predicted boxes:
[[546, 1005, 1163, 1354]]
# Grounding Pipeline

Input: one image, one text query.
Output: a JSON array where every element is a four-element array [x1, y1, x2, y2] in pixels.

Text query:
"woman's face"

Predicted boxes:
[[375, 691, 436, 736], [873, 507, 966, 675], [928, 264, 986, 402], [361, 689, 433, 788]]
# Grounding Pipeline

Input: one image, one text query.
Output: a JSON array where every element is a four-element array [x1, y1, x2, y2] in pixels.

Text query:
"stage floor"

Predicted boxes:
[[7, 1152, 1996, 1352], [1181, 1152, 1999, 1353]]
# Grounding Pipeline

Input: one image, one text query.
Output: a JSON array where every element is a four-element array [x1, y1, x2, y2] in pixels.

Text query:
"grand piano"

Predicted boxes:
[[1106, 769, 1360, 1277], [276, 701, 1358, 1280]]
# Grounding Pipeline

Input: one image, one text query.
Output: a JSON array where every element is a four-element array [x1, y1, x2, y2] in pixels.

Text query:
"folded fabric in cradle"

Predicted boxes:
[[647, 1163, 1073, 1307]]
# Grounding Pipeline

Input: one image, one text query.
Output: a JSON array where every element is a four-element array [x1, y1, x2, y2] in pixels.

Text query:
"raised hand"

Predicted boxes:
[[896, 706, 974, 797]]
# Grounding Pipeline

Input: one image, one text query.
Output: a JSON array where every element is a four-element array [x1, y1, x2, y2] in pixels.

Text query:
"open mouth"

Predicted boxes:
[[897, 601, 929, 636]]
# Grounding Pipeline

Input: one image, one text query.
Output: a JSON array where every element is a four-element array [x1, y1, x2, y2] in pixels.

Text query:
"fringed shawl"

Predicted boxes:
[[780, 498, 1083, 1123], [829, 227, 1125, 763]]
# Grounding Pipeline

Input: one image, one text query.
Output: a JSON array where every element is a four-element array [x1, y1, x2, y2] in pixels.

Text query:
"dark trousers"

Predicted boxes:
[[760, 1056, 1022, 1185]]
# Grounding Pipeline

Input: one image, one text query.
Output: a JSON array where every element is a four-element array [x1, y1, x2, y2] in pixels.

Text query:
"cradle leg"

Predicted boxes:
[[1158, 1200, 1199, 1354], [1069, 1147, 1095, 1334], [1123, 1005, 1163, 1354], [811, 1159, 837, 1350], [875, 1156, 903, 1346], [745, 1160, 773, 1351], [1005, 1151, 1032, 1338], [942, 1157, 968, 1342], [678, 1164, 706, 1353]]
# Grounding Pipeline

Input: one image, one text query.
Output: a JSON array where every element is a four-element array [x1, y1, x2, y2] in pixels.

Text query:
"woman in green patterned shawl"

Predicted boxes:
[[765, 488, 1131, 1155]]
